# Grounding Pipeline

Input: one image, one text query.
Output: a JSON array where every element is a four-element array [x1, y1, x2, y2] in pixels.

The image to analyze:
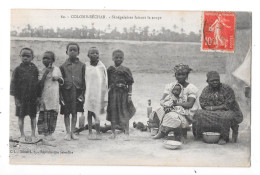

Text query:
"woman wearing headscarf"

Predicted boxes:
[[192, 71, 243, 145], [152, 64, 199, 143]]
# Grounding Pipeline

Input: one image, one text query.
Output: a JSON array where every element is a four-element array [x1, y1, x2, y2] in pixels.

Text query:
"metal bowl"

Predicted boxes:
[[202, 132, 220, 143], [163, 140, 182, 150], [150, 128, 159, 136]]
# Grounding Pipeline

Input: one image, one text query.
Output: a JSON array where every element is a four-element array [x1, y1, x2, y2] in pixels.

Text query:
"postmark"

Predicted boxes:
[[201, 11, 236, 53]]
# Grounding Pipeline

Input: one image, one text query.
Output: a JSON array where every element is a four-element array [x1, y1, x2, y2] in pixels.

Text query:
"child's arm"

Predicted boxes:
[[10, 68, 21, 106], [77, 64, 86, 103], [58, 66, 65, 105], [52, 67, 64, 85], [38, 68, 51, 90], [10, 68, 17, 97]]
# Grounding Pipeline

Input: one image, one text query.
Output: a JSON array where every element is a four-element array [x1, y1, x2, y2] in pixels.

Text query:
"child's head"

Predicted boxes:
[[66, 42, 80, 58], [87, 47, 99, 62], [112, 49, 124, 67], [172, 84, 182, 97], [20, 48, 34, 65], [42, 51, 55, 67]]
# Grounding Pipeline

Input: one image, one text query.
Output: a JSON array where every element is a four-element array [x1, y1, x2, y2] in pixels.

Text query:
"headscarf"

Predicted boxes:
[[169, 82, 184, 97], [173, 63, 192, 74], [207, 71, 220, 81]]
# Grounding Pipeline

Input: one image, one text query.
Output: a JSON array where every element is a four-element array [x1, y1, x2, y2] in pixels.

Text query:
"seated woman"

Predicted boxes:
[[192, 71, 243, 145], [152, 64, 199, 143]]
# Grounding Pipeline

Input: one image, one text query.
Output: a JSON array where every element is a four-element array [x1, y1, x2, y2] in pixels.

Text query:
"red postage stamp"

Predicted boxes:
[[201, 11, 236, 52]]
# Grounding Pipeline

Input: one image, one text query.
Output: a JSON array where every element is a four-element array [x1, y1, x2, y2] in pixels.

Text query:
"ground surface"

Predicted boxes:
[[9, 73, 250, 166]]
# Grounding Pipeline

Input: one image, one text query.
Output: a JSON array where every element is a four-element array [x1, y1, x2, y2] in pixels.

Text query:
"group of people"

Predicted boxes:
[[151, 64, 243, 145], [10, 42, 135, 142], [10, 42, 243, 145]]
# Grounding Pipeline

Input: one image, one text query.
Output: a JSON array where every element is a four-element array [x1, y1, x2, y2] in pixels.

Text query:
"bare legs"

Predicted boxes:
[[110, 122, 116, 139], [152, 126, 165, 139], [122, 121, 130, 141], [87, 111, 93, 135], [18, 117, 26, 142], [64, 113, 78, 141], [109, 120, 130, 140], [18, 115, 37, 142], [71, 113, 79, 140], [88, 111, 101, 140], [64, 114, 71, 140], [30, 116, 37, 142]]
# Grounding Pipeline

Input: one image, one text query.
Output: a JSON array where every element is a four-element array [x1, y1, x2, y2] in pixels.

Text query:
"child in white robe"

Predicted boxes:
[[84, 47, 108, 140]]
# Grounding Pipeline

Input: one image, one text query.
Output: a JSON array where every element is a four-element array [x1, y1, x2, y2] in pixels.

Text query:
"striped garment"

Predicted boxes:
[[37, 110, 58, 135], [155, 107, 189, 129]]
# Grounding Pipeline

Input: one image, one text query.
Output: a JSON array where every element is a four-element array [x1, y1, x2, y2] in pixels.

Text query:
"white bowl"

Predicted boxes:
[[202, 132, 220, 143], [163, 140, 182, 150]]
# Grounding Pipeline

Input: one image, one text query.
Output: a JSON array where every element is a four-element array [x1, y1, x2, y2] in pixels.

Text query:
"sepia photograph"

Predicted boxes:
[[8, 9, 251, 166]]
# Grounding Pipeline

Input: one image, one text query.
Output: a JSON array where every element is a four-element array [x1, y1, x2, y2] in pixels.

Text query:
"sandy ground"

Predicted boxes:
[[9, 73, 250, 166]]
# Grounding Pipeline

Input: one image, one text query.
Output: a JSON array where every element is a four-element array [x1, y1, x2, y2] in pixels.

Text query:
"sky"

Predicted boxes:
[[11, 9, 202, 34]]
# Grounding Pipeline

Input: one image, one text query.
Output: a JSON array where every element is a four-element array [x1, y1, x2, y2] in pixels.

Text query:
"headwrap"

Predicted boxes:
[[207, 71, 220, 81], [173, 63, 192, 74]]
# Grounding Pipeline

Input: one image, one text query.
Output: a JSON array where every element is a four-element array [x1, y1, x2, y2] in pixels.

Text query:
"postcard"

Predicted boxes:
[[9, 9, 251, 166]]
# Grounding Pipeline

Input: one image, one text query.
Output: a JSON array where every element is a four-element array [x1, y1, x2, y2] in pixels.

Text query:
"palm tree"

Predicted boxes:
[[181, 28, 185, 34], [173, 24, 178, 32]]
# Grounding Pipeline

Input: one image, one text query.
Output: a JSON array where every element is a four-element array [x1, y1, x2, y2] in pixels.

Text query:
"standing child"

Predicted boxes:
[[37, 51, 64, 141], [60, 42, 85, 141], [84, 47, 108, 140], [10, 48, 40, 142], [107, 49, 136, 140]]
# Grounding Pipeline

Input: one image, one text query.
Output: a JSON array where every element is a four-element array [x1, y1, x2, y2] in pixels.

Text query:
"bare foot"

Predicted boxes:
[[64, 133, 71, 141], [180, 136, 187, 144], [231, 137, 237, 143], [152, 132, 165, 139], [19, 136, 26, 143], [109, 133, 116, 139], [122, 134, 130, 141], [31, 136, 39, 143], [88, 133, 95, 140], [46, 135, 55, 141], [218, 139, 227, 145], [71, 133, 79, 140], [95, 134, 102, 140]]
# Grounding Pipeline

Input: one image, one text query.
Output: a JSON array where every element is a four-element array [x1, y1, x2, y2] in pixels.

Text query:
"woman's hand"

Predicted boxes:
[[205, 105, 226, 111], [172, 100, 177, 106], [164, 107, 172, 113], [204, 106, 217, 111]]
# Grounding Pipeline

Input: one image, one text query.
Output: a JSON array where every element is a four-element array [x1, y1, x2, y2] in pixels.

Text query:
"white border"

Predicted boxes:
[[1, 0, 259, 175]]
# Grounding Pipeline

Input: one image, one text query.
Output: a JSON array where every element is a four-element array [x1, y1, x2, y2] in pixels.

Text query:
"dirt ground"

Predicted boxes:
[[9, 72, 250, 166]]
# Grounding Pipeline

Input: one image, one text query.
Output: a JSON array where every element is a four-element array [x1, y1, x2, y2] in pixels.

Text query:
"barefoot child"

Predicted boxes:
[[37, 51, 64, 141], [84, 47, 108, 140], [107, 49, 136, 139], [60, 42, 85, 141], [10, 48, 40, 142]]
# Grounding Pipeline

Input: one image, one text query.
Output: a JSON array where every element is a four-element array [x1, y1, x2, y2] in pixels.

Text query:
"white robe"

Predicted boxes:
[[40, 65, 63, 112], [84, 61, 108, 115]]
